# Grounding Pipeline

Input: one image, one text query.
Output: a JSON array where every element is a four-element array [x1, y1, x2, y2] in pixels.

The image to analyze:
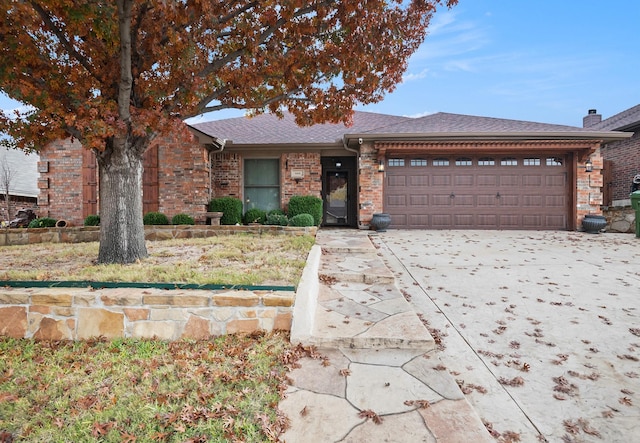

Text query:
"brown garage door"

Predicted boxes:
[[385, 155, 570, 229]]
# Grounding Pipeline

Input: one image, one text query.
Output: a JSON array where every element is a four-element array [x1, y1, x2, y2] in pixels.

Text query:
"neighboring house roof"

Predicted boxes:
[[190, 111, 410, 146], [591, 104, 640, 132], [0, 147, 39, 198]]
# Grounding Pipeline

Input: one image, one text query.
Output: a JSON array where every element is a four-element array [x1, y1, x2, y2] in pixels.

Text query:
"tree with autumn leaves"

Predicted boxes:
[[0, 0, 456, 264]]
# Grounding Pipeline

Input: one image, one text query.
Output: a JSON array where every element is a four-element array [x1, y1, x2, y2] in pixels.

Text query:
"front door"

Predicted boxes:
[[322, 157, 357, 227]]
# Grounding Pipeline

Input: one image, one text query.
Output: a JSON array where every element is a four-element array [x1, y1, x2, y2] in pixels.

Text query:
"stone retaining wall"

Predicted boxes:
[[0, 225, 317, 246], [0, 286, 295, 340], [602, 206, 636, 233]]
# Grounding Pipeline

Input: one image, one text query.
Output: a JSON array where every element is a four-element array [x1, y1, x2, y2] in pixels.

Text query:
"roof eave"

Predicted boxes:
[[344, 131, 633, 144], [214, 141, 343, 151]]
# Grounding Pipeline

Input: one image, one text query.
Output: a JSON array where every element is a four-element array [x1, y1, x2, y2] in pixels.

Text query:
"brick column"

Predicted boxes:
[[576, 147, 604, 226], [357, 142, 384, 229]]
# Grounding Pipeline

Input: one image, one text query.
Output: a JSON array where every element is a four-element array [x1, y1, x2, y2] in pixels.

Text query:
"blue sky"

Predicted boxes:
[[2, 1, 639, 128], [357, 0, 640, 126]]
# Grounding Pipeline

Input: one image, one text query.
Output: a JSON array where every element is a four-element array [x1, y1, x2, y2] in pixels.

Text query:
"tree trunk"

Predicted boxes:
[[96, 136, 148, 264]]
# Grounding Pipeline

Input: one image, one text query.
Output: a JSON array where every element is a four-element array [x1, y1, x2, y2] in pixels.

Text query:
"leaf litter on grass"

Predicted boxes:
[[0, 332, 298, 442]]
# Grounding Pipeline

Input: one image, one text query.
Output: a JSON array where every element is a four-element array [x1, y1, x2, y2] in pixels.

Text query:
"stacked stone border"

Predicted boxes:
[[0, 225, 317, 339], [0, 224, 317, 247], [0, 287, 294, 340]]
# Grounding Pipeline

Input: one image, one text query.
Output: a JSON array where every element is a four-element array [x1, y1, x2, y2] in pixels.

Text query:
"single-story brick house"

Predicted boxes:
[[582, 105, 640, 207], [37, 111, 631, 230]]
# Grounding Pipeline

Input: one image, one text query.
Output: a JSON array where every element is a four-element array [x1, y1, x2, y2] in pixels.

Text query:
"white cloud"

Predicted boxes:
[[404, 110, 436, 119], [402, 69, 430, 82]]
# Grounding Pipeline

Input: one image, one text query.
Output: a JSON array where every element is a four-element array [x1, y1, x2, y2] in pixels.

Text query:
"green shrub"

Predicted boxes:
[[143, 212, 169, 225], [209, 197, 243, 225], [288, 195, 322, 226], [171, 213, 195, 225], [28, 217, 57, 228], [288, 213, 315, 227], [243, 208, 267, 224], [264, 213, 289, 226], [268, 208, 286, 216], [83, 214, 100, 226]]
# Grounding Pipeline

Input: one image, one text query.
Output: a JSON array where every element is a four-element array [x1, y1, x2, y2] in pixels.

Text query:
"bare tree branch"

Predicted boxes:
[[116, 0, 133, 123]]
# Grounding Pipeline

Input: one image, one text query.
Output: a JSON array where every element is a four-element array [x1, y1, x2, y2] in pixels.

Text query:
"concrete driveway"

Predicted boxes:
[[372, 230, 640, 443]]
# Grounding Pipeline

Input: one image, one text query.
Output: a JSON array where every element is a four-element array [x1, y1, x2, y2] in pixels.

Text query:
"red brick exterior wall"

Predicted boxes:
[[211, 152, 322, 213], [210, 152, 242, 199], [281, 153, 322, 208], [576, 148, 604, 222], [0, 196, 38, 225], [155, 134, 211, 218], [358, 142, 384, 228], [38, 135, 211, 226], [37, 138, 84, 225], [600, 128, 640, 203]]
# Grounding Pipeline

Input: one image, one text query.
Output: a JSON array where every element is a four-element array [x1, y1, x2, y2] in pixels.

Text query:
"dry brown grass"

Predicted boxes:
[[0, 233, 314, 286]]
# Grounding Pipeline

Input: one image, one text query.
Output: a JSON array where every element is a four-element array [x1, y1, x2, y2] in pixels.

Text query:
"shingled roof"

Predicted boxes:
[[591, 104, 640, 132], [190, 110, 631, 146], [360, 112, 594, 134], [190, 111, 409, 145]]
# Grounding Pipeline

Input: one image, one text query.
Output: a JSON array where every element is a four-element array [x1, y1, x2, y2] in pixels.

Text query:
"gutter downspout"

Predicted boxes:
[[342, 135, 362, 228], [341, 135, 360, 157]]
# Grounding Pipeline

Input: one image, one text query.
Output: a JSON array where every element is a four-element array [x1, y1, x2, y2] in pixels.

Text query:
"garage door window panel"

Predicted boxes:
[[478, 157, 496, 166], [524, 158, 541, 166], [501, 157, 518, 166], [433, 158, 450, 166], [456, 158, 473, 166], [546, 157, 563, 166], [410, 159, 427, 167]]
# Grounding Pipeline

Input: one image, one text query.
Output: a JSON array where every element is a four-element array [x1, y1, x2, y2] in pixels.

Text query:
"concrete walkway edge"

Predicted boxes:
[[290, 244, 321, 344]]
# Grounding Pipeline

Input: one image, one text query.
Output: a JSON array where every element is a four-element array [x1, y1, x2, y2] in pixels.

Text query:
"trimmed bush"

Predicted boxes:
[[143, 212, 169, 225], [288, 213, 315, 227], [28, 217, 58, 228], [243, 208, 267, 224], [171, 213, 195, 225], [264, 213, 289, 226], [268, 208, 286, 216], [83, 214, 100, 226], [209, 197, 243, 225], [288, 195, 322, 226]]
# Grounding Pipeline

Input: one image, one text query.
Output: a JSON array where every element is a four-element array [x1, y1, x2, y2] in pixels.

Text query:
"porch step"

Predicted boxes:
[[298, 229, 435, 351]]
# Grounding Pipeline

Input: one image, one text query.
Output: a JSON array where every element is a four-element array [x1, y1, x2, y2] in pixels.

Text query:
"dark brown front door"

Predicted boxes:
[[322, 157, 357, 227], [385, 154, 570, 229]]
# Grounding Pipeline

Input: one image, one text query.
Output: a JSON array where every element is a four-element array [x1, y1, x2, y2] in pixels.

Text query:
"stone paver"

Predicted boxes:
[[283, 229, 492, 442]]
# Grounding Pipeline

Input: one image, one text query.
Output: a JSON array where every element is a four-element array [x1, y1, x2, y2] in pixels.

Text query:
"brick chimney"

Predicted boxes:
[[583, 109, 602, 128]]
